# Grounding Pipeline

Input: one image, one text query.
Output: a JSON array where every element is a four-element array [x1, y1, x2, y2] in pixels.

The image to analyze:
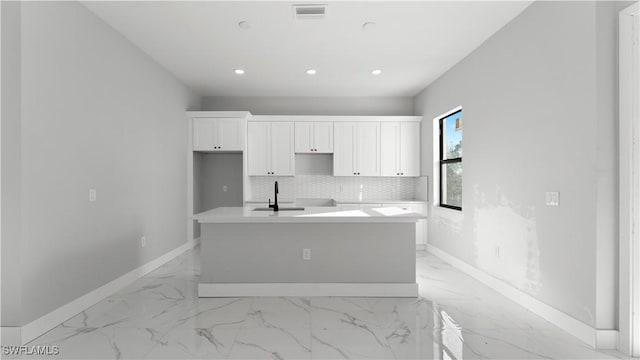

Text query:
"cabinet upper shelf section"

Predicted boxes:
[[188, 112, 422, 177], [188, 111, 249, 152]]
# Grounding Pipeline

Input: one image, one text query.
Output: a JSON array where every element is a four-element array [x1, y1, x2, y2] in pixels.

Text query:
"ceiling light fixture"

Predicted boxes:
[[371, 69, 382, 75], [362, 22, 377, 30], [306, 69, 317, 75], [238, 21, 250, 29], [234, 69, 245, 75]]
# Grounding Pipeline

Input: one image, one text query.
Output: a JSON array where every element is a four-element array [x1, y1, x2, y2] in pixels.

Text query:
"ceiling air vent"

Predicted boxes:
[[293, 4, 327, 20]]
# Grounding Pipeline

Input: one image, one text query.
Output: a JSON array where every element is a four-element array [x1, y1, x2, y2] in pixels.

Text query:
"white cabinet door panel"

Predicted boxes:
[[270, 122, 295, 176], [219, 118, 243, 151], [193, 118, 216, 151], [314, 122, 334, 153], [247, 122, 270, 176], [380, 122, 400, 176], [400, 122, 420, 176], [333, 122, 355, 176], [295, 122, 313, 153], [356, 122, 380, 176]]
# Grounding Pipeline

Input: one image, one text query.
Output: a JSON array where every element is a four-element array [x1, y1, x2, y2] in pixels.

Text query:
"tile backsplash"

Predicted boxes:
[[248, 175, 427, 202]]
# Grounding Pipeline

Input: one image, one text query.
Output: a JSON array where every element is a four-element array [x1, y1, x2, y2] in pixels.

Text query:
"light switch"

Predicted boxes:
[[546, 191, 559, 206], [89, 189, 97, 202]]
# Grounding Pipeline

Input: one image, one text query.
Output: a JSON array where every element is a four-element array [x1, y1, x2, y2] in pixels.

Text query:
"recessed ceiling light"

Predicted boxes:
[[371, 69, 382, 75], [238, 21, 250, 29], [234, 69, 245, 75], [362, 22, 377, 30], [306, 69, 317, 75]]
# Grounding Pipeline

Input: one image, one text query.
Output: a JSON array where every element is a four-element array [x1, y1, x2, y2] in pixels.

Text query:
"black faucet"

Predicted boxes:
[[268, 181, 279, 212]]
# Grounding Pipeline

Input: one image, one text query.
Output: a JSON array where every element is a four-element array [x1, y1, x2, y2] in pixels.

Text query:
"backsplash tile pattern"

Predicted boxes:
[[249, 176, 423, 202]]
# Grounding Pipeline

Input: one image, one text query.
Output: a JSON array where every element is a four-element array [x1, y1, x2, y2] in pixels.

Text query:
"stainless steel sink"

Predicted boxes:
[[253, 207, 305, 211]]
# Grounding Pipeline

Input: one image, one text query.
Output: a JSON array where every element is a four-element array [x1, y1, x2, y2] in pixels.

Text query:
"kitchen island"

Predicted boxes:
[[193, 206, 425, 297]]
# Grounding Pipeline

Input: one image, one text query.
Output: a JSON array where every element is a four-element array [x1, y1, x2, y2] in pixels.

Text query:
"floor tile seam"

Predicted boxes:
[[223, 297, 261, 359], [222, 322, 249, 359]]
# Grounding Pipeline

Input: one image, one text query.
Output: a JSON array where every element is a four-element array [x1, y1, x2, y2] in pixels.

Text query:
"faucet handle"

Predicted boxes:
[[268, 198, 273, 208]]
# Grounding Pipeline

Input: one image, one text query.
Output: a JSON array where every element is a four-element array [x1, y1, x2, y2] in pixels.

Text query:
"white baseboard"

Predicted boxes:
[[416, 244, 426, 251], [198, 283, 419, 297], [427, 244, 605, 349], [596, 329, 619, 349], [17, 240, 195, 345]]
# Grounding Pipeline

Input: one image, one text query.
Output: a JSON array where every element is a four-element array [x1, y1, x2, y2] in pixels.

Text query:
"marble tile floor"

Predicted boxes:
[[9, 247, 636, 360]]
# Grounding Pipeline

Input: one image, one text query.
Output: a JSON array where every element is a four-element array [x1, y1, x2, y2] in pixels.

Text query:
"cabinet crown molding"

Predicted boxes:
[[187, 111, 251, 118], [249, 115, 421, 123]]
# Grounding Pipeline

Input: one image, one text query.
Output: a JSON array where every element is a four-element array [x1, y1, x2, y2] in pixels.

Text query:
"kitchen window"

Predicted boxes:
[[439, 108, 463, 210]]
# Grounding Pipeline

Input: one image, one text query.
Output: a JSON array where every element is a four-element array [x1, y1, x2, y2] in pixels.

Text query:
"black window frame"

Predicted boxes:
[[439, 109, 462, 211]]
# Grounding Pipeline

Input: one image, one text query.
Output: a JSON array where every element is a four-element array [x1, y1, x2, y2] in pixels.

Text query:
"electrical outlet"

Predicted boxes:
[[89, 189, 97, 202], [546, 191, 559, 206], [141, 236, 146, 248], [223, 185, 228, 192], [303, 248, 311, 260]]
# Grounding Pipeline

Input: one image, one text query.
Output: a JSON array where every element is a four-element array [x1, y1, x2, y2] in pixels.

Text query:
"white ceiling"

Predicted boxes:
[[83, 1, 533, 97]]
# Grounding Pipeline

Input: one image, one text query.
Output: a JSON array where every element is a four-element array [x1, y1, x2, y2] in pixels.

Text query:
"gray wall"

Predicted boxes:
[[195, 153, 244, 212], [414, 1, 630, 329], [2, 1, 200, 326], [1, 0, 23, 327], [202, 96, 414, 115]]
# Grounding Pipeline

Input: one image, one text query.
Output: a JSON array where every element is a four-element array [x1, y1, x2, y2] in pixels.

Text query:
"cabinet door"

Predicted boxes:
[[333, 122, 355, 176], [314, 122, 334, 153], [193, 118, 216, 151], [294, 122, 313, 153], [356, 122, 380, 176], [380, 122, 400, 176], [270, 122, 295, 176], [247, 122, 270, 176], [219, 118, 244, 151], [400, 122, 420, 176]]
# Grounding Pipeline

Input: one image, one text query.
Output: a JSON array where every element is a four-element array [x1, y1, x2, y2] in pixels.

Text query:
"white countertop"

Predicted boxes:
[[335, 200, 427, 205], [194, 206, 426, 224], [245, 199, 428, 205]]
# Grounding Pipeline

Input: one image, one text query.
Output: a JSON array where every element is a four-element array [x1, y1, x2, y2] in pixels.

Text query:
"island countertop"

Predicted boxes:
[[193, 206, 426, 224]]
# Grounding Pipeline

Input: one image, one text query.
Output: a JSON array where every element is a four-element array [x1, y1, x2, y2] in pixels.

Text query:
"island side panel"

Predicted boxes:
[[200, 223, 415, 284]]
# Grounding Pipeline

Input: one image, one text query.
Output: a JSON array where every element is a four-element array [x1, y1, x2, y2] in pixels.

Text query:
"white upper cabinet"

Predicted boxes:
[[219, 118, 244, 151], [381, 122, 420, 176], [313, 122, 334, 153], [193, 117, 244, 151], [356, 122, 380, 176], [295, 122, 333, 153], [380, 122, 400, 176], [400, 122, 420, 176], [247, 122, 270, 176], [270, 122, 295, 175], [247, 121, 295, 176], [333, 122, 380, 176], [193, 118, 216, 150], [333, 122, 355, 176], [295, 122, 313, 153]]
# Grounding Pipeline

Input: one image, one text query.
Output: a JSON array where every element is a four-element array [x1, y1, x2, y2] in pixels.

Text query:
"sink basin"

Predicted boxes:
[[253, 207, 305, 211], [294, 198, 336, 207]]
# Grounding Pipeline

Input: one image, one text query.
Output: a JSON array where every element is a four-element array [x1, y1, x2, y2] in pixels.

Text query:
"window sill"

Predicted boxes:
[[431, 205, 464, 221]]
